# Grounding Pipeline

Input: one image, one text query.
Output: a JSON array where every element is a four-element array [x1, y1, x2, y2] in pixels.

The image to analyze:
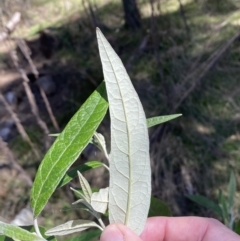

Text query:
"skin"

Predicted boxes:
[[100, 217, 240, 241]]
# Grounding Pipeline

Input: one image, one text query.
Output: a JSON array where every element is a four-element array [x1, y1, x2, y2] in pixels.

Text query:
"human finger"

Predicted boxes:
[[100, 223, 142, 241], [140, 217, 240, 241]]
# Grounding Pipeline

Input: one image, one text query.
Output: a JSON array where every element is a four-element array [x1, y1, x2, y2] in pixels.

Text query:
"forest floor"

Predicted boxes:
[[1, 0, 240, 238]]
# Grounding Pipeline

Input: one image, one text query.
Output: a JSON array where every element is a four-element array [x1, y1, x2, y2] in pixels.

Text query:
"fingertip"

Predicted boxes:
[[100, 224, 124, 241], [100, 224, 142, 241]]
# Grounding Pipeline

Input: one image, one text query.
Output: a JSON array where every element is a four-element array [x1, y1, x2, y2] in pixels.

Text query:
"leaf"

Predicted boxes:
[[45, 220, 102, 236], [64, 229, 101, 241], [70, 188, 88, 202], [219, 192, 229, 224], [186, 194, 222, 217], [234, 220, 240, 235], [71, 193, 100, 219], [91, 188, 109, 213], [228, 171, 236, 209], [147, 114, 182, 128], [97, 28, 151, 235], [58, 161, 103, 188], [0, 236, 12, 241], [77, 171, 92, 202], [31, 82, 108, 218], [0, 225, 56, 241], [20, 226, 56, 241], [148, 197, 172, 217], [92, 132, 109, 159], [0, 222, 45, 241]]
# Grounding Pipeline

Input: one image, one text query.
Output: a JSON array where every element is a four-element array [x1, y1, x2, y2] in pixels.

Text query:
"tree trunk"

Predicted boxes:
[[122, 0, 141, 30]]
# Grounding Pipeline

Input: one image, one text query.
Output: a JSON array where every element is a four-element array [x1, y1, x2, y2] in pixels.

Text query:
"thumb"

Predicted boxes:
[[100, 224, 143, 241]]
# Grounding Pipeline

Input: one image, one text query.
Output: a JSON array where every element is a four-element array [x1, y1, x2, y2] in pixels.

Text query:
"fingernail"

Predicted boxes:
[[100, 225, 124, 241]]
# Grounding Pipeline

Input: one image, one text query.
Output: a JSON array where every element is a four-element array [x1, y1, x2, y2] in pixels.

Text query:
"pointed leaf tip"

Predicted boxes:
[[97, 29, 151, 235]]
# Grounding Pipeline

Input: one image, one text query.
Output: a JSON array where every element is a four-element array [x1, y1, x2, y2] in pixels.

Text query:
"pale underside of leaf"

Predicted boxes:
[[91, 188, 109, 213], [71, 194, 100, 219], [97, 28, 151, 235], [93, 132, 109, 159], [45, 220, 102, 236], [77, 171, 92, 202], [70, 187, 88, 202], [0, 222, 45, 241]]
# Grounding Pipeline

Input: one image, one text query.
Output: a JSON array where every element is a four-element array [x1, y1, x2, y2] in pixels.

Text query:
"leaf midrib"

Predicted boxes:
[[98, 30, 132, 225], [32, 95, 102, 214]]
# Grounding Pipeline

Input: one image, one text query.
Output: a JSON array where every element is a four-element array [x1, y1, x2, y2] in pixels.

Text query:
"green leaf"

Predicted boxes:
[[58, 161, 103, 188], [31, 82, 108, 218], [147, 114, 182, 128], [148, 197, 172, 217], [71, 187, 88, 201], [0, 225, 56, 241], [77, 172, 92, 202], [0, 236, 13, 241], [21, 226, 56, 241], [228, 171, 236, 209], [45, 220, 102, 236], [234, 220, 240, 235], [65, 229, 101, 241], [97, 28, 151, 235], [186, 194, 222, 217], [0, 222, 45, 241], [219, 192, 229, 224]]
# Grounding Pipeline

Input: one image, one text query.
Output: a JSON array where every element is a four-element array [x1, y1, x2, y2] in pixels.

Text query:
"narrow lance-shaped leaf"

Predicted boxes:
[[97, 28, 151, 235], [92, 132, 109, 159], [72, 198, 100, 220], [228, 171, 236, 209], [18, 225, 57, 241], [70, 187, 88, 202], [219, 192, 229, 224], [77, 171, 92, 202], [64, 229, 101, 241], [91, 187, 109, 214], [148, 197, 171, 217], [31, 82, 108, 218], [58, 161, 103, 188], [147, 114, 182, 128], [0, 221, 46, 241], [45, 220, 102, 236], [186, 194, 223, 217]]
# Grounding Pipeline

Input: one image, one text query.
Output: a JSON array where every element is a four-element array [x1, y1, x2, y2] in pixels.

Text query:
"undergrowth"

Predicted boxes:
[[0, 0, 240, 230]]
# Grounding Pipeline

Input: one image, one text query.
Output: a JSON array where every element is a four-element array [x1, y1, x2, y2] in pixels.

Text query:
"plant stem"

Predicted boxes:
[[102, 163, 109, 171], [98, 217, 106, 229], [34, 218, 43, 238]]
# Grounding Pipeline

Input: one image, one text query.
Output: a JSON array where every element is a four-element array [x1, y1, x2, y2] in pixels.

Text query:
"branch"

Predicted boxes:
[[0, 12, 21, 42], [17, 39, 60, 132]]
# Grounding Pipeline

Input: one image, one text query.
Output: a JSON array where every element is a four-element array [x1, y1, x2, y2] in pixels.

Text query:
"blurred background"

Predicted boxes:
[[0, 0, 240, 232]]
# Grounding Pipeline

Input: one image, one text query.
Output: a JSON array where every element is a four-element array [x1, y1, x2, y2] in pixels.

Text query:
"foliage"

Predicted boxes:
[[186, 171, 239, 232], [0, 29, 180, 240]]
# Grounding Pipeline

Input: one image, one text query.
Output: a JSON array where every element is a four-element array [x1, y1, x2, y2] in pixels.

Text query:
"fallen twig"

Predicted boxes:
[[0, 12, 21, 42], [0, 93, 40, 159], [10, 50, 51, 149], [17, 39, 60, 132], [0, 137, 33, 186]]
